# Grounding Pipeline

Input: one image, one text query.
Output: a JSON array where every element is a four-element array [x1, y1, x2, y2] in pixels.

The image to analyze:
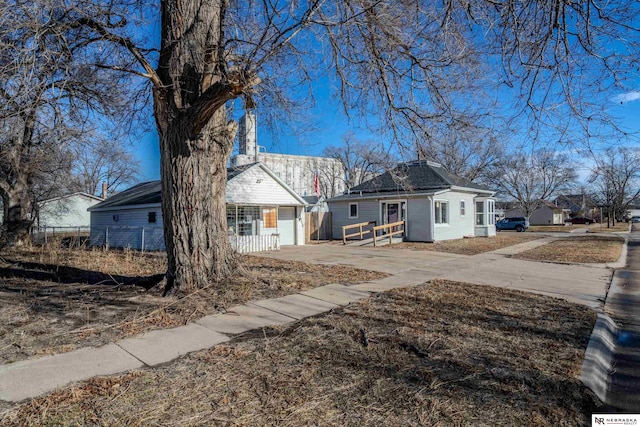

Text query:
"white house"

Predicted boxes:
[[88, 163, 307, 251], [37, 192, 103, 228], [327, 160, 496, 242]]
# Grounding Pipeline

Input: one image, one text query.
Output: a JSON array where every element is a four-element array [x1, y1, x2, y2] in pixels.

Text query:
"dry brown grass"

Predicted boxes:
[[391, 233, 542, 255], [0, 247, 386, 365], [513, 235, 624, 264], [528, 225, 585, 232], [1, 280, 600, 426], [588, 222, 630, 233]]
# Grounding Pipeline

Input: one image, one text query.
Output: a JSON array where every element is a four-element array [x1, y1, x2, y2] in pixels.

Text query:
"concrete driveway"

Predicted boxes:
[[258, 242, 613, 308]]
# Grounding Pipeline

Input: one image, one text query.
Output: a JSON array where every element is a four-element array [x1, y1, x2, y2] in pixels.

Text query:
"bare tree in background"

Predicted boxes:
[[28, 0, 640, 294], [72, 137, 140, 197], [493, 148, 577, 218], [589, 148, 640, 227], [415, 120, 505, 184], [324, 133, 394, 190], [0, 1, 139, 245]]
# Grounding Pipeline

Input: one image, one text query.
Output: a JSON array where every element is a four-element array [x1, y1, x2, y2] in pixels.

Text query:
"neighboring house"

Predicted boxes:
[[327, 160, 497, 242], [554, 194, 597, 219], [505, 200, 566, 225], [88, 163, 307, 251], [36, 192, 103, 228]]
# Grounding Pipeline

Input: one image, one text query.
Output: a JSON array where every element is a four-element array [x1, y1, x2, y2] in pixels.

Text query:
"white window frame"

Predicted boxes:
[[476, 201, 485, 226], [460, 200, 466, 217], [487, 200, 495, 225], [435, 200, 449, 225], [349, 203, 359, 219]]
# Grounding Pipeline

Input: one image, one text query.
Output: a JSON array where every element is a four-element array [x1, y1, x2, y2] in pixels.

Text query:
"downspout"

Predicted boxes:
[[428, 196, 435, 242]]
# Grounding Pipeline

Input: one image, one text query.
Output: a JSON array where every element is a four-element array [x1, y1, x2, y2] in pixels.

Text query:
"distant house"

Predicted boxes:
[[36, 192, 103, 228], [505, 200, 566, 225], [88, 163, 307, 251], [554, 194, 597, 219], [327, 160, 497, 242]]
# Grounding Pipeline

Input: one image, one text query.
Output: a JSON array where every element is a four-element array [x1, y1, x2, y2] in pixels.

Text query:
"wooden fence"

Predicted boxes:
[[305, 212, 332, 242]]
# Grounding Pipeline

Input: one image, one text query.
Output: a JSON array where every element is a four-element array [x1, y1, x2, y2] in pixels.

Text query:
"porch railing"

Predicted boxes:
[[229, 234, 280, 254], [372, 220, 405, 247], [342, 221, 376, 244]]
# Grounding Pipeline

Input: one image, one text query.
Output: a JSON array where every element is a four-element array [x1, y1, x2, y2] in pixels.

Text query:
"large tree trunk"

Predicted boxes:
[[155, 1, 247, 294], [159, 110, 239, 294], [0, 183, 34, 247]]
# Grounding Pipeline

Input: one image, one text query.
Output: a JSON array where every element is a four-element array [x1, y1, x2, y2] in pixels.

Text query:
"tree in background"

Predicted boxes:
[[414, 119, 505, 184], [72, 137, 140, 198], [324, 133, 394, 191], [13, 0, 640, 294], [0, 1, 139, 245], [589, 148, 640, 227], [493, 148, 577, 218]]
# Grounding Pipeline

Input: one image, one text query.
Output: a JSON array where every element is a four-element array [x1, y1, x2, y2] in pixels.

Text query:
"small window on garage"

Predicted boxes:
[[148, 212, 156, 223], [263, 207, 277, 228], [349, 203, 358, 219], [460, 200, 466, 216]]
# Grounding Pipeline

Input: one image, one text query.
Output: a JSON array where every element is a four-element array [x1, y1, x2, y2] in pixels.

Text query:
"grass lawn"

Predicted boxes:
[[0, 246, 386, 365], [528, 225, 587, 232], [513, 235, 624, 264], [1, 280, 600, 426], [588, 222, 630, 233], [391, 233, 541, 255]]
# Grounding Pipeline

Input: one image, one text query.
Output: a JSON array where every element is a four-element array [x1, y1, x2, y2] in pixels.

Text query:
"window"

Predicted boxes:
[[226, 205, 261, 236], [148, 212, 156, 223], [460, 200, 466, 216], [262, 207, 277, 228], [112, 214, 119, 222], [476, 201, 485, 225], [349, 203, 358, 219], [435, 201, 448, 224], [487, 200, 495, 225]]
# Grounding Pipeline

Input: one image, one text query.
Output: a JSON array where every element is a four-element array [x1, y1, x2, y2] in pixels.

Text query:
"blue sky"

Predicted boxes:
[[133, 85, 640, 184]]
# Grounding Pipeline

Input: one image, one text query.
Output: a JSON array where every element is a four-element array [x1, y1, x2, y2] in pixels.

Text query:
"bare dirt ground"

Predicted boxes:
[[1, 280, 601, 426], [512, 235, 624, 264], [390, 233, 541, 255], [0, 246, 386, 365]]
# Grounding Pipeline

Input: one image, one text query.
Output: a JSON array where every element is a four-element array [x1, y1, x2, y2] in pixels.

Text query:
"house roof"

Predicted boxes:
[[89, 163, 305, 211], [40, 192, 104, 204], [327, 160, 494, 202]]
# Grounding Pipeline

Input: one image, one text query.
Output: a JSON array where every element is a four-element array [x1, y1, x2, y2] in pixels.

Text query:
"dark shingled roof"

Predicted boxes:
[[90, 164, 256, 210], [328, 160, 494, 201]]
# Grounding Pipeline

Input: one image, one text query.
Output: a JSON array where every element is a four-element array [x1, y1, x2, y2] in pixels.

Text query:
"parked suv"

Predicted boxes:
[[495, 217, 529, 232]]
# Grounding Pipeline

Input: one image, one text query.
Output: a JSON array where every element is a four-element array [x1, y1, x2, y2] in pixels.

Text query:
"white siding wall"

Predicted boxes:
[[89, 205, 165, 250], [226, 166, 303, 206], [433, 192, 477, 241], [38, 195, 101, 227]]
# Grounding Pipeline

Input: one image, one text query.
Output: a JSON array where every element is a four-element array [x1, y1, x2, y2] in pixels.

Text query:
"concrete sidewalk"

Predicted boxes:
[[0, 270, 426, 403], [0, 234, 619, 405]]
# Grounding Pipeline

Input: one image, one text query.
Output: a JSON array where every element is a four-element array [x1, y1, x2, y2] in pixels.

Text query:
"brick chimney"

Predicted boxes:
[[102, 182, 108, 199]]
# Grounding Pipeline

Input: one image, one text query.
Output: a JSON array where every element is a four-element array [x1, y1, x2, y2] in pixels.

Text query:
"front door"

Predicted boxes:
[[381, 201, 406, 233]]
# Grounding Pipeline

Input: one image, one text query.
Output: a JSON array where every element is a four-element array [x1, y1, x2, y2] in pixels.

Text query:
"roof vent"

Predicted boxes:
[[398, 159, 442, 168]]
